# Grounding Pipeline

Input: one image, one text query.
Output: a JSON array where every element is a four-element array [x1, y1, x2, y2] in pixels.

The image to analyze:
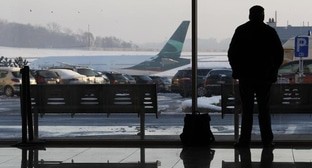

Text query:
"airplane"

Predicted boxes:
[[30, 21, 191, 75], [124, 21, 190, 72]]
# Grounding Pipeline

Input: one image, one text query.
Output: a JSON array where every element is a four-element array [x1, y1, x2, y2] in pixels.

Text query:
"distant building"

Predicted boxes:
[[267, 18, 312, 44]]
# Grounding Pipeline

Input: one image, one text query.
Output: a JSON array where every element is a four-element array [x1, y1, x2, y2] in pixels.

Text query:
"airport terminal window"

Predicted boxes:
[[0, 1, 311, 143]]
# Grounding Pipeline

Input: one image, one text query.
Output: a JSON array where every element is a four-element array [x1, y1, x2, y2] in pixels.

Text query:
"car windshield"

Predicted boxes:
[[50, 69, 84, 78], [160, 77, 171, 84], [209, 70, 232, 76], [123, 74, 135, 80], [12, 71, 35, 79], [12, 71, 22, 78], [278, 64, 299, 74], [175, 69, 212, 78], [175, 70, 192, 78], [38, 70, 59, 78], [138, 75, 152, 80], [278, 60, 312, 74], [112, 74, 126, 80], [77, 69, 97, 76], [198, 69, 211, 77]]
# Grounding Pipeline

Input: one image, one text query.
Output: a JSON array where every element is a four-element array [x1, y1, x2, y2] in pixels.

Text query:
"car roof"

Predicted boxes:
[[49, 69, 86, 78], [181, 66, 228, 70], [36, 70, 59, 77], [283, 59, 312, 65], [0, 67, 21, 71], [209, 68, 232, 72]]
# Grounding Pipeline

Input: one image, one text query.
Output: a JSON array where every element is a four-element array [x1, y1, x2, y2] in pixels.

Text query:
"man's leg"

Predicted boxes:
[[256, 82, 274, 145], [238, 80, 255, 144]]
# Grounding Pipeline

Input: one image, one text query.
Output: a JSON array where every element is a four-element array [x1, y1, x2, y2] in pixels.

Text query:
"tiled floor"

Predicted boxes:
[[0, 146, 311, 168]]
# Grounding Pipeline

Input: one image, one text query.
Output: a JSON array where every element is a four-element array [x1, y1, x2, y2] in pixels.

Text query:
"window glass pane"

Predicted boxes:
[[0, 1, 311, 143]]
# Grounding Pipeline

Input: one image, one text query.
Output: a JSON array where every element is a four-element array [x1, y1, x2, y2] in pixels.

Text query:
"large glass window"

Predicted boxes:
[[0, 1, 311, 142]]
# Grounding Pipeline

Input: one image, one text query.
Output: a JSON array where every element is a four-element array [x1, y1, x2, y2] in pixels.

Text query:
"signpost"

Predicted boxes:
[[295, 36, 309, 57], [294, 36, 309, 83]]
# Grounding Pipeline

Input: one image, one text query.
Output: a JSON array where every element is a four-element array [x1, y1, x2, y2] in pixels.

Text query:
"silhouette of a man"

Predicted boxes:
[[228, 5, 284, 148]]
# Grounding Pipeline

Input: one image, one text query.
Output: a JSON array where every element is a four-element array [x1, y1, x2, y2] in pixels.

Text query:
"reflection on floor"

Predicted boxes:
[[0, 147, 311, 168]]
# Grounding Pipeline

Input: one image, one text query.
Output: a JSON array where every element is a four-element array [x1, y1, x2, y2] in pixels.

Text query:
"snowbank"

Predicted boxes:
[[181, 96, 221, 113]]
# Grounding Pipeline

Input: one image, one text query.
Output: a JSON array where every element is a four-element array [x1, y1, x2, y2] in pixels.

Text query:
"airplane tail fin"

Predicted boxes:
[[124, 21, 190, 72], [158, 21, 190, 59]]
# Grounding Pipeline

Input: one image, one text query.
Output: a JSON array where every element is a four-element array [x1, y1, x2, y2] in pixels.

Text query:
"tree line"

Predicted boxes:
[[0, 56, 28, 68], [0, 20, 139, 50]]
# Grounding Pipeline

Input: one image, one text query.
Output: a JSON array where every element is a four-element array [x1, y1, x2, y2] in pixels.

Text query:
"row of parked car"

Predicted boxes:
[[171, 59, 312, 97], [0, 66, 172, 97], [1, 59, 311, 97], [171, 67, 234, 97]]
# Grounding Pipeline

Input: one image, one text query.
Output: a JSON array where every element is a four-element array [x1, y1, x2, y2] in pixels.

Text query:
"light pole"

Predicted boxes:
[[191, 0, 198, 114]]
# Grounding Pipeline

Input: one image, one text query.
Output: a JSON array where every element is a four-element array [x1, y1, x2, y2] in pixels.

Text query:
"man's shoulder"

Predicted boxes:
[[235, 22, 250, 32], [237, 22, 249, 28], [265, 24, 278, 32], [236, 22, 277, 32]]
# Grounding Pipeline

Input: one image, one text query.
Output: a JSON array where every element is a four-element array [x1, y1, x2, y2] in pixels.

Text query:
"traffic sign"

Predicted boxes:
[[295, 36, 309, 57]]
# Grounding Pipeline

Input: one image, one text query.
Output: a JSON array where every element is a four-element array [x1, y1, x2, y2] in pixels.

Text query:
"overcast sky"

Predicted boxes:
[[1, 0, 312, 44]]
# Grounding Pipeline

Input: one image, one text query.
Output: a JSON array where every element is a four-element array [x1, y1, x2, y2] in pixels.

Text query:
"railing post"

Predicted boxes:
[[20, 66, 34, 143], [234, 106, 240, 141], [140, 111, 145, 140], [20, 79, 27, 143], [140, 147, 145, 164]]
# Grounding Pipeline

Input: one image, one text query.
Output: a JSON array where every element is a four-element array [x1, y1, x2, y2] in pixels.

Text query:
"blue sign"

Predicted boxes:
[[295, 36, 309, 57]]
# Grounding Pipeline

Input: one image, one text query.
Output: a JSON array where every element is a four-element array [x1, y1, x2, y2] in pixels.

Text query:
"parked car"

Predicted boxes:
[[131, 75, 154, 84], [122, 74, 136, 84], [50, 67, 105, 84], [171, 67, 219, 97], [49, 69, 88, 84], [149, 75, 171, 92], [31, 69, 60, 84], [277, 59, 312, 84], [0, 67, 36, 96], [75, 67, 105, 84], [101, 71, 129, 84], [204, 68, 234, 96], [95, 71, 110, 84]]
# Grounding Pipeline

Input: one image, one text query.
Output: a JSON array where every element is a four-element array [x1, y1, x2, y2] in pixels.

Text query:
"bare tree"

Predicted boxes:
[[47, 22, 61, 33], [0, 56, 13, 67], [13, 57, 29, 68]]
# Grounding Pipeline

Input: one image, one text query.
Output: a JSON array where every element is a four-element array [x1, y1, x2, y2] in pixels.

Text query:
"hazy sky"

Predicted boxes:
[[1, 0, 312, 44]]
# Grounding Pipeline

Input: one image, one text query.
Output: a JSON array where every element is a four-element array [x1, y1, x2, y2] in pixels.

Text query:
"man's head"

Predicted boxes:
[[249, 5, 264, 22]]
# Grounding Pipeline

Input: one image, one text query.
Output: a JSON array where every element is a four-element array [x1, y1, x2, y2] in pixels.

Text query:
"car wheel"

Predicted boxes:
[[197, 86, 207, 97], [4, 86, 14, 97]]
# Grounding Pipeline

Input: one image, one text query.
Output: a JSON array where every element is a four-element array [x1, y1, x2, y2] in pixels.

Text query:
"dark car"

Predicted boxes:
[[277, 59, 312, 84], [171, 67, 217, 97], [101, 71, 129, 84], [149, 76, 171, 92], [204, 68, 234, 96], [122, 74, 137, 84], [31, 70, 60, 84], [132, 75, 154, 84]]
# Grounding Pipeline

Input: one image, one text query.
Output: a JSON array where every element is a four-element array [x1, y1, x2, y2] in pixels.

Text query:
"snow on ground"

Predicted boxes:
[[0, 94, 226, 138], [181, 96, 222, 113]]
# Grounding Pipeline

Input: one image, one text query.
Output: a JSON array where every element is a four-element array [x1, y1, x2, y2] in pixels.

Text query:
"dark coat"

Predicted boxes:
[[228, 20, 284, 83]]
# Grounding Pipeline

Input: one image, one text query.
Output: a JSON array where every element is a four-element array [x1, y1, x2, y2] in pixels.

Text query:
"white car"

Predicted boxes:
[[49, 69, 88, 84], [76, 68, 105, 84], [0, 67, 36, 96]]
